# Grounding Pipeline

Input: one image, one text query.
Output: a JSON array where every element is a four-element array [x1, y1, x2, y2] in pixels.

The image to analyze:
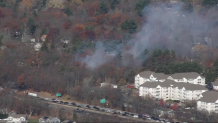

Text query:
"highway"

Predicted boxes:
[[38, 96, 166, 122]]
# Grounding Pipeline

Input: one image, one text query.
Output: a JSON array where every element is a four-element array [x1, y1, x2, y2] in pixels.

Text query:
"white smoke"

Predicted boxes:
[[78, 2, 218, 69]]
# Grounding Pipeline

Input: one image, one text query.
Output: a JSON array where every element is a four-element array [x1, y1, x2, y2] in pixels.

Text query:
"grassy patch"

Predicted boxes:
[[28, 118, 38, 123]]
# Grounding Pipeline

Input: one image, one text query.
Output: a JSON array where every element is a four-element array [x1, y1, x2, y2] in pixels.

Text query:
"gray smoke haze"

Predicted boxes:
[[78, 2, 218, 69]]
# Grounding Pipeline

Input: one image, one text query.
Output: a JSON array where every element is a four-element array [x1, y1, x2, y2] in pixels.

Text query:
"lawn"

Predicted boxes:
[[28, 118, 38, 123]]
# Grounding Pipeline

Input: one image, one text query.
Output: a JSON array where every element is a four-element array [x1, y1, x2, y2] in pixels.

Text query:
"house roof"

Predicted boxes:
[[62, 120, 72, 123], [212, 81, 218, 86], [169, 72, 202, 79], [138, 71, 169, 79], [140, 80, 207, 90], [198, 91, 218, 103], [9, 114, 26, 118]]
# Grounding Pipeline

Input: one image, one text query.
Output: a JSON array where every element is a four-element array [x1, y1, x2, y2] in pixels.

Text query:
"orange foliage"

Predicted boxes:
[[63, 21, 72, 30], [72, 24, 86, 39], [94, 14, 110, 25], [87, 1, 100, 16], [5, 43, 15, 49], [110, 13, 121, 26], [0, 9, 5, 18], [3, 21, 20, 32], [84, 30, 95, 40], [21, 0, 32, 10], [17, 74, 25, 86]]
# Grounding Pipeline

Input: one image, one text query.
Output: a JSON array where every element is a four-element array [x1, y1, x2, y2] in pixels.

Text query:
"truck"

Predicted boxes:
[[28, 92, 38, 97]]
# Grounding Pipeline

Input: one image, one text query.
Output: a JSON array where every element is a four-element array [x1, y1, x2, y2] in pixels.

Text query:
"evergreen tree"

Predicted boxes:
[[27, 17, 37, 35], [64, 7, 72, 16], [135, 0, 150, 17], [0, 35, 3, 46], [205, 68, 217, 83], [99, 1, 109, 14], [121, 19, 138, 33], [122, 104, 125, 111], [109, 0, 120, 9], [41, 42, 48, 52]]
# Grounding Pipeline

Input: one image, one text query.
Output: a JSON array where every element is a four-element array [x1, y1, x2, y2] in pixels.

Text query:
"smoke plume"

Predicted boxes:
[[78, 2, 218, 69]]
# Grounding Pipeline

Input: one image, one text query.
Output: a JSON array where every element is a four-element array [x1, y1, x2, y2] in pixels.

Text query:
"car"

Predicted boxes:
[[63, 102, 68, 105], [59, 101, 63, 104], [133, 115, 138, 118], [122, 113, 127, 116], [71, 102, 76, 106], [138, 114, 143, 118], [101, 109, 105, 112], [93, 106, 100, 110], [77, 105, 82, 107], [52, 100, 57, 103], [113, 112, 117, 114], [130, 114, 134, 116], [151, 117, 159, 120], [86, 105, 91, 108], [52, 98, 56, 100]]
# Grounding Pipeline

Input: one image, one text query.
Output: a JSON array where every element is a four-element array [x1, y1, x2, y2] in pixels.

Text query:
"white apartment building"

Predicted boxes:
[[212, 81, 218, 91], [167, 72, 206, 86], [197, 91, 218, 114], [135, 71, 169, 89], [139, 80, 207, 101]]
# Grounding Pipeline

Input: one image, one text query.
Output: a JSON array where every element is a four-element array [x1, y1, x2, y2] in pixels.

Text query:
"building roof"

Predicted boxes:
[[140, 80, 175, 88], [212, 81, 218, 86], [138, 71, 153, 78], [198, 91, 218, 103], [138, 71, 169, 79], [62, 120, 73, 123], [169, 72, 202, 79], [173, 82, 207, 90], [9, 114, 26, 118], [140, 80, 207, 90]]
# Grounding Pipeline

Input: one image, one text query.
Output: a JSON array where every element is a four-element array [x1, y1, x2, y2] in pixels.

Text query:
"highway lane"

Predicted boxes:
[[13, 91, 160, 122], [47, 101, 150, 122]]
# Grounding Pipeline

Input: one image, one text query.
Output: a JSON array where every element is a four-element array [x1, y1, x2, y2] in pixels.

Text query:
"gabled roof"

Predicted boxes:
[[173, 82, 207, 90], [138, 71, 169, 79], [140, 80, 207, 90], [169, 72, 203, 79], [212, 81, 218, 86], [140, 80, 175, 88], [138, 71, 153, 78], [9, 114, 26, 118], [198, 91, 218, 103]]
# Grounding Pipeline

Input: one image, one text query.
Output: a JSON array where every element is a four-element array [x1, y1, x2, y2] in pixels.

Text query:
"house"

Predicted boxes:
[[0, 87, 3, 91], [154, 107, 174, 118], [34, 43, 42, 51], [167, 72, 206, 85], [30, 39, 35, 43], [39, 116, 60, 123], [139, 80, 207, 101], [212, 81, 218, 91], [197, 91, 218, 114], [135, 71, 169, 88], [41, 35, 47, 42], [3, 114, 27, 123], [100, 82, 117, 88]]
